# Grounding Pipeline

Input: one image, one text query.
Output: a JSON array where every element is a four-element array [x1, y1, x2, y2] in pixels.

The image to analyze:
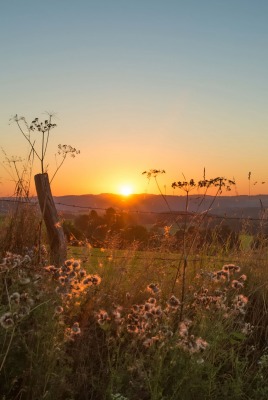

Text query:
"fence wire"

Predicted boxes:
[[1, 197, 268, 222], [71, 250, 268, 264], [1, 198, 268, 265]]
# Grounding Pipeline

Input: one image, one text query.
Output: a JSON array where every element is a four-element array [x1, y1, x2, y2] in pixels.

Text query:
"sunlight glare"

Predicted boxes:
[[119, 184, 133, 196]]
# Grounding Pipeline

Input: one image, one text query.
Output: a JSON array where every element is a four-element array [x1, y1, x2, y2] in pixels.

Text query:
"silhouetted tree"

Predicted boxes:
[[122, 225, 148, 246], [74, 214, 90, 232]]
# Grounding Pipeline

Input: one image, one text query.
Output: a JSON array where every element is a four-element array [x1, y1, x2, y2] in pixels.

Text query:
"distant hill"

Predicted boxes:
[[52, 193, 268, 219], [1, 194, 268, 221]]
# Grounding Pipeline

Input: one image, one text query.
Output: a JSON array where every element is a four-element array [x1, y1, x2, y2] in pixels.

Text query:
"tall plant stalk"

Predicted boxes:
[[8, 114, 80, 265], [143, 170, 235, 322]]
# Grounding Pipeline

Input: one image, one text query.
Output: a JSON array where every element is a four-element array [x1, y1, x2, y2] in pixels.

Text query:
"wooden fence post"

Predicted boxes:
[[34, 173, 66, 266]]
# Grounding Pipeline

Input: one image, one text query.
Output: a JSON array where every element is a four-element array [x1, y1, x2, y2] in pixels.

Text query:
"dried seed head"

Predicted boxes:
[[167, 295, 180, 308], [0, 312, 14, 329], [54, 306, 64, 315], [10, 292, 20, 304]]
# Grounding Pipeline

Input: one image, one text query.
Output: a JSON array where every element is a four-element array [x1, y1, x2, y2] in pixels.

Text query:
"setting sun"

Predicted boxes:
[[119, 184, 133, 196]]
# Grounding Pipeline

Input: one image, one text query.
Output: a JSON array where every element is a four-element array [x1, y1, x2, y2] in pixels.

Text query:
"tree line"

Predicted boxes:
[[62, 208, 240, 251]]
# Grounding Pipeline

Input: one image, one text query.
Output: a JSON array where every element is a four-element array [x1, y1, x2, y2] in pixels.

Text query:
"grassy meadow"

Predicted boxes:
[[1, 200, 268, 400]]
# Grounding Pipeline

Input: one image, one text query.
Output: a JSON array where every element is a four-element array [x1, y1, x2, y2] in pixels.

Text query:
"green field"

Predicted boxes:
[[1, 222, 268, 399]]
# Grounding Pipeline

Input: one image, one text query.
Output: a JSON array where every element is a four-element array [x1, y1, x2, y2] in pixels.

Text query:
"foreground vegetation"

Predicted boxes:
[[1, 201, 268, 400], [1, 127, 268, 398]]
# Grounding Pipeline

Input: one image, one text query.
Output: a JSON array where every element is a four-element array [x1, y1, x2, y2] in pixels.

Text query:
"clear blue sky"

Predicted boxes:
[[1, 1, 268, 195]]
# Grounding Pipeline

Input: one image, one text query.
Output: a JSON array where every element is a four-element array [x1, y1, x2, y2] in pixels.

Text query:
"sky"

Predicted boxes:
[[0, 0, 268, 196]]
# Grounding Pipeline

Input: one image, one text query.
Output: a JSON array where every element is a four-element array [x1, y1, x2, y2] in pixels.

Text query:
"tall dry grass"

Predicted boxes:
[[1, 182, 268, 398]]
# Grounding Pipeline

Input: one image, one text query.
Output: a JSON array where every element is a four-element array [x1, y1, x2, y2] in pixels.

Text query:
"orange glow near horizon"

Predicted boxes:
[[1, 162, 268, 197]]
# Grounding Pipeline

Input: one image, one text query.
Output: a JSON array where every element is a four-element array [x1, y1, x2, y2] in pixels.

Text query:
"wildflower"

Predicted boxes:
[[54, 305, 64, 315], [10, 292, 20, 304], [0, 312, 14, 329], [91, 275, 101, 285], [222, 264, 240, 273], [239, 274, 247, 281], [23, 255, 31, 263], [64, 263, 73, 273], [97, 309, 110, 324], [231, 280, 244, 289], [147, 283, 160, 294], [154, 306, 163, 317], [132, 305, 140, 313], [72, 260, 80, 270], [82, 277, 93, 286], [65, 259, 73, 267], [213, 270, 229, 281], [167, 295, 180, 309], [222, 264, 230, 272], [233, 294, 248, 314], [179, 321, 189, 337], [144, 302, 153, 311], [179, 319, 192, 337], [144, 311, 154, 320], [59, 276, 66, 285], [17, 306, 30, 318], [79, 269, 87, 278], [195, 337, 209, 352], [20, 293, 34, 307], [71, 322, 81, 335], [112, 308, 122, 321], [128, 313, 139, 324], [71, 281, 81, 291], [235, 294, 248, 305], [241, 323, 254, 335]]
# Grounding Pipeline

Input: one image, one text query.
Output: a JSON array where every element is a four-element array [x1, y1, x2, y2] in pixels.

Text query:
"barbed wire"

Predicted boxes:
[[1, 199, 268, 264], [68, 250, 268, 264], [0, 197, 267, 222]]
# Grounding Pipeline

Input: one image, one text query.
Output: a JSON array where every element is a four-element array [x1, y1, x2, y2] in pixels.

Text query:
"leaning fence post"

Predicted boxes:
[[34, 173, 66, 266]]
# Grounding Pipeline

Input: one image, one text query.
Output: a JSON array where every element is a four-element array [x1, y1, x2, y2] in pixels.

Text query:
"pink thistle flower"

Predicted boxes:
[[147, 283, 160, 294], [231, 280, 244, 289], [167, 295, 180, 309]]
